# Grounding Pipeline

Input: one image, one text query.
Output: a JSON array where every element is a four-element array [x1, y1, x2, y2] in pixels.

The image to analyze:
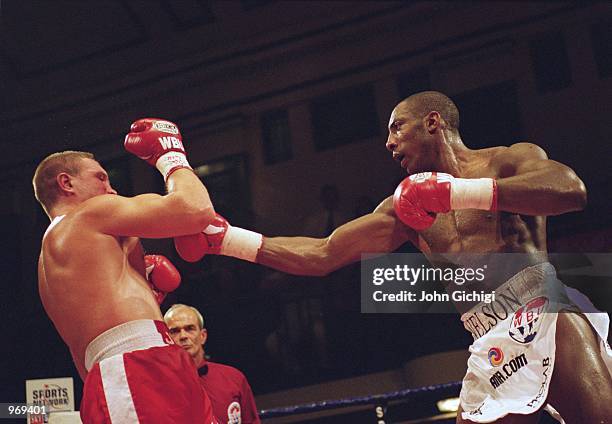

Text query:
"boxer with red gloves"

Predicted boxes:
[[34, 117, 219, 424], [124, 118, 192, 181], [393, 171, 497, 231], [144, 254, 182, 304], [169, 92, 612, 423], [174, 214, 263, 263]]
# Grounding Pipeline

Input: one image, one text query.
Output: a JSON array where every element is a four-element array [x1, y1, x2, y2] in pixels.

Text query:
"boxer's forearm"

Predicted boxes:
[[257, 236, 333, 276], [496, 162, 587, 215], [166, 170, 215, 217], [257, 213, 411, 275]]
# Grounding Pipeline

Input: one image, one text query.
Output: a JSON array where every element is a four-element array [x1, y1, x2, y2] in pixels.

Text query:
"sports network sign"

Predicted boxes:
[[26, 377, 75, 424]]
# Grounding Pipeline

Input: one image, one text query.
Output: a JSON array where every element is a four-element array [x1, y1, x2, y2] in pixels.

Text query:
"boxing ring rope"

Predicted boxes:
[[259, 380, 462, 420]]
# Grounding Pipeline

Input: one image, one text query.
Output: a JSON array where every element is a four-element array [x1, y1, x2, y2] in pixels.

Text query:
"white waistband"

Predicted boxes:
[[84, 320, 170, 371], [460, 262, 557, 324]]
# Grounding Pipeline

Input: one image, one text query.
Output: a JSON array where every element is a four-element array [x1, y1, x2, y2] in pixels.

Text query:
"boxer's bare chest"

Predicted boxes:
[[121, 236, 146, 276], [414, 154, 545, 254], [417, 209, 497, 252], [417, 210, 544, 254]]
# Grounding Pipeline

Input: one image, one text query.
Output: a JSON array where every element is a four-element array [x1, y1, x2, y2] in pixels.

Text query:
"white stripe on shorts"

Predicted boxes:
[[100, 354, 139, 423]]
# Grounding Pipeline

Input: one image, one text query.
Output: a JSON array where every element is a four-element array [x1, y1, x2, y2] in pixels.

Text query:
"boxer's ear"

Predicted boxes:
[[424, 111, 442, 134], [57, 172, 75, 194]]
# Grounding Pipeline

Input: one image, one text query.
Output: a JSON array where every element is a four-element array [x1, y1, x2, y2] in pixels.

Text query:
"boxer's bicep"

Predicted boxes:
[[493, 143, 587, 215], [327, 211, 415, 262], [81, 193, 213, 238]]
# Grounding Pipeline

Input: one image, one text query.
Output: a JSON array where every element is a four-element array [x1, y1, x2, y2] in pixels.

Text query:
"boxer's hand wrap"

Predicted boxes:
[[450, 176, 498, 211], [144, 254, 182, 305], [124, 118, 192, 181], [174, 214, 263, 263], [393, 172, 497, 231]]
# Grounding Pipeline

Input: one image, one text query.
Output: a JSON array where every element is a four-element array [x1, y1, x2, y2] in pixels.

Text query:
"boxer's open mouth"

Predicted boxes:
[[393, 152, 405, 166]]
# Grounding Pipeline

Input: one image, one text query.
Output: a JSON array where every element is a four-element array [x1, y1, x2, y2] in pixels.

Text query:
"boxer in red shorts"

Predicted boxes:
[[33, 119, 219, 423]]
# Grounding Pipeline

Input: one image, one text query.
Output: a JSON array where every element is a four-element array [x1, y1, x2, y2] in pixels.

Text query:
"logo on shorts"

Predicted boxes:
[[527, 357, 551, 407], [508, 296, 548, 344], [227, 401, 241, 424], [488, 347, 504, 366], [153, 121, 179, 134], [489, 353, 528, 389], [468, 402, 484, 416]]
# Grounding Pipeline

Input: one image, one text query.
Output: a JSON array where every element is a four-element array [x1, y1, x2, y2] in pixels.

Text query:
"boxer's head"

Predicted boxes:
[[33, 151, 117, 217], [386, 91, 460, 174], [164, 304, 207, 362]]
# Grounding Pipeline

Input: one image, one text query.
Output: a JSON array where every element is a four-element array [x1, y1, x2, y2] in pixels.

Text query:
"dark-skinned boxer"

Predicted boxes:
[[174, 91, 612, 423]]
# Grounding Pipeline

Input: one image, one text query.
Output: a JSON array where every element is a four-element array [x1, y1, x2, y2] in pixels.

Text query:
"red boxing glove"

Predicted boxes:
[[174, 214, 228, 262], [393, 172, 497, 231], [174, 214, 263, 263], [124, 118, 192, 181], [144, 254, 181, 305]]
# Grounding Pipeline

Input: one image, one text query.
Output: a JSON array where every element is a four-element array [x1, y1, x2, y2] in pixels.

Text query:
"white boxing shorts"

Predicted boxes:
[[459, 263, 612, 423]]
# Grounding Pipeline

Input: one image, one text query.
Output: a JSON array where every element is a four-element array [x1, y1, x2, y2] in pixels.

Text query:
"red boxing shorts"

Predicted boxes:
[[81, 320, 219, 424]]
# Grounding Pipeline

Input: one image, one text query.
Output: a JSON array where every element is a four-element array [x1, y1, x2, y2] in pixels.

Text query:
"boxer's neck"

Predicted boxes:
[[49, 203, 77, 220], [433, 130, 473, 176]]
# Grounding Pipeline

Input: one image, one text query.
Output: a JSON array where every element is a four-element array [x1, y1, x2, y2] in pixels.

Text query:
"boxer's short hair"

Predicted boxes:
[[403, 91, 460, 130], [164, 304, 205, 329], [33, 151, 94, 215]]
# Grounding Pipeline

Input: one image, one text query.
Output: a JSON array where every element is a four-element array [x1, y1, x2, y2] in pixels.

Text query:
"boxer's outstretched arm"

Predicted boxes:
[[257, 199, 416, 276], [494, 142, 587, 215]]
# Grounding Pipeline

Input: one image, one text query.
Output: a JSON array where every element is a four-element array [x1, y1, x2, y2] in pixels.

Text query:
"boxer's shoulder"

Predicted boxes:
[[486, 142, 548, 177], [373, 195, 394, 215], [78, 193, 121, 213], [375, 195, 419, 243], [69, 193, 126, 229], [44, 199, 119, 250], [374, 195, 405, 221], [43, 213, 91, 251], [490, 142, 548, 163]]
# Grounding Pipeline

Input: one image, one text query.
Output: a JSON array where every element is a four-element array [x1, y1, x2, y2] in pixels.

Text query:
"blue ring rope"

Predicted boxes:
[[259, 380, 462, 418]]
